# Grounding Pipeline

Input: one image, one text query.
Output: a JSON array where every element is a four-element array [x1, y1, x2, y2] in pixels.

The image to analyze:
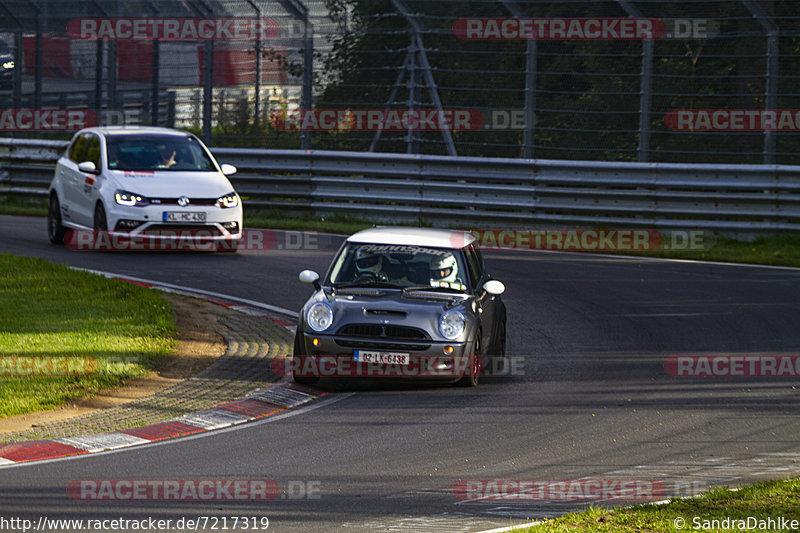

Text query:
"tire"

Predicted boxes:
[[292, 329, 319, 386], [458, 330, 482, 387], [94, 202, 108, 232], [486, 318, 506, 375], [47, 194, 66, 244]]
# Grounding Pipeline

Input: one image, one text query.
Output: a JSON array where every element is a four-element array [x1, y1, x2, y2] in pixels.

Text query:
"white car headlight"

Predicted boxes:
[[216, 193, 239, 208], [439, 310, 466, 340], [307, 302, 333, 332], [2, 61, 13, 70], [115, 191, 148, 207]]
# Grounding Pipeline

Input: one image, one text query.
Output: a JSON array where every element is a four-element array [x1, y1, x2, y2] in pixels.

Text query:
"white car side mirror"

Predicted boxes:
[[220, 164, 237, 176], [299, 270, 321, 291], [483, 279, 505, 296], [78, 161, 98, 174]]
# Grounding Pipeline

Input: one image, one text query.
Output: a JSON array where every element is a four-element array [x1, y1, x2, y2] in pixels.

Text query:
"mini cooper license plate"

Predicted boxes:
[[163, 211, 206, 223], [354, 350, 410, 365]]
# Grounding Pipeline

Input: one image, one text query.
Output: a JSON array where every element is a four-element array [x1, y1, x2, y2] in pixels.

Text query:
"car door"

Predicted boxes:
[[60, 133, 91, 225], [464, 244, 499, 358], [72, 133, 102, 227]]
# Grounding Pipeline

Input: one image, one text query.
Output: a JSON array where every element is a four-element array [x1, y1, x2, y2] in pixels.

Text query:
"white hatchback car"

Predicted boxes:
[[47, 126, 243, 251]]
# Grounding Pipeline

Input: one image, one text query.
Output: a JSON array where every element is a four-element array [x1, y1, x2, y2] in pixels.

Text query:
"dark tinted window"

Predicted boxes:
[[68, 133, 90, 163], [463, 244, 483, 290], [85, 134, 101, 168], [106, 134, 216, 171]]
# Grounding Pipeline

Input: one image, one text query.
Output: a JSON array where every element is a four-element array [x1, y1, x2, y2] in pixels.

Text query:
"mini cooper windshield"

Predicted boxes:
[[106, 134, 217, 172], [328, 243, 470, 292]]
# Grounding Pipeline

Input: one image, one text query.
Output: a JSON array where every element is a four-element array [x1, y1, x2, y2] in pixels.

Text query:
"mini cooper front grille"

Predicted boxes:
[[337, 324, 429, 340], [334, 339, 432, 351]]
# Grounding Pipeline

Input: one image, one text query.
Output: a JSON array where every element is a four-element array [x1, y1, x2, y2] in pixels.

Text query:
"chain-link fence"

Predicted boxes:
[[1, 1, 799, 164], [0, 0, 313, 144]]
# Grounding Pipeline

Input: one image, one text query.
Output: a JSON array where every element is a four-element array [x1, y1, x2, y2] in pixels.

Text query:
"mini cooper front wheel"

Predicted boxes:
[[292, 330, 319, 386], [458, 331, 482, 387]]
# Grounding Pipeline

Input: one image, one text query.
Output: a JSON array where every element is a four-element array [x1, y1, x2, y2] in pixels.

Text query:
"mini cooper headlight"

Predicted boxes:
[[439, 310, 466, 340], [115, 191, 148, 207], [216, 192, 239, 208], [307, 301, 333, 332]]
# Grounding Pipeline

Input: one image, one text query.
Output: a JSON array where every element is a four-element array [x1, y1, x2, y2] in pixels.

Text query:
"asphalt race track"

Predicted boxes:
[[1, 214, 800, 532]]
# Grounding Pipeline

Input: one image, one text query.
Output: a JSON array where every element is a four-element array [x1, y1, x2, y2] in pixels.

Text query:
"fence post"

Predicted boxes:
[[203, 40, 214, 144], [742, 0, 779, 165], [152, 40, 160, 126], [501, 1, 536, 159]]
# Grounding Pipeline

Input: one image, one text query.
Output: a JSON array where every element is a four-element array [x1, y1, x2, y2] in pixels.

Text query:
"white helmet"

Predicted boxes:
[[430, 253, 458, 284], [355, 248, 382, 275]]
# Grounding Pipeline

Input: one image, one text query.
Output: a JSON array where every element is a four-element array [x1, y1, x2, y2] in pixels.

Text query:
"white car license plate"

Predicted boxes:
[[163, 211, 206, 223], [354, 351, 410, 365]]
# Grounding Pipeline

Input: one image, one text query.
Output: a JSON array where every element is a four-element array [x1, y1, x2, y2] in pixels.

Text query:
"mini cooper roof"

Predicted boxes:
[[346, 226, 476, 249]]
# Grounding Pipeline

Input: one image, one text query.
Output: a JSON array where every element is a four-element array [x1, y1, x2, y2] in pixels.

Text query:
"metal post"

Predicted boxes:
[[152, 40, 160, 125], [369, 51, 411, 152], [203, 40, 214, 143], [414, 33, 456, 156], [34, 15, 42, 109], [764, 35, 779, 163], [108, 40, 117, 111], [617, 0, 653, 162], [245, 0, 262, 127], [637, 40, 653, 162], [502, 1, 536, 159], [274, 0, 313, 149], [301, 21, 313, 150], [392, 0, 456, 155], [145, 0, 161, 126], [95, 40, 103, 113], [742, 0, 778, 164], [408, 38, 419, 154], [13, 32, 22, 109]]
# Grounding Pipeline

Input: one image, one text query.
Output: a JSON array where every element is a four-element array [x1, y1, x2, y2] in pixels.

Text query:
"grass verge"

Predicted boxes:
[[244, 206, 373, 235], [0, 254, 175, 418], [515, 477, 800, 532], [0, 195, 47, 217]]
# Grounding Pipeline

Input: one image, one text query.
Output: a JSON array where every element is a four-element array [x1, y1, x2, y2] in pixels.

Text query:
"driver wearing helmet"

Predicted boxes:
[[355, 248, 387, 281], [430, 253, 460, 288]]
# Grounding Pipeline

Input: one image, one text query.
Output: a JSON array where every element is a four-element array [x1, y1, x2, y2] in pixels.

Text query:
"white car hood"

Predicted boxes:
[[108, 170, 234, 198]]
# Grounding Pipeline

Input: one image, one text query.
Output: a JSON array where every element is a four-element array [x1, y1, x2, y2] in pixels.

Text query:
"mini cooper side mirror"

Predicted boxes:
[[483, 279, 505, 296], [220, 163, 237, 176], [78, 161, 98, 174], [299, 269, 321, 291]]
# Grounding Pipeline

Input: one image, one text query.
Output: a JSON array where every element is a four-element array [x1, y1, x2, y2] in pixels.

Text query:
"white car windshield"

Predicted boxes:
[[106, 134, 216, 172], [328, 243, 469, 291]]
